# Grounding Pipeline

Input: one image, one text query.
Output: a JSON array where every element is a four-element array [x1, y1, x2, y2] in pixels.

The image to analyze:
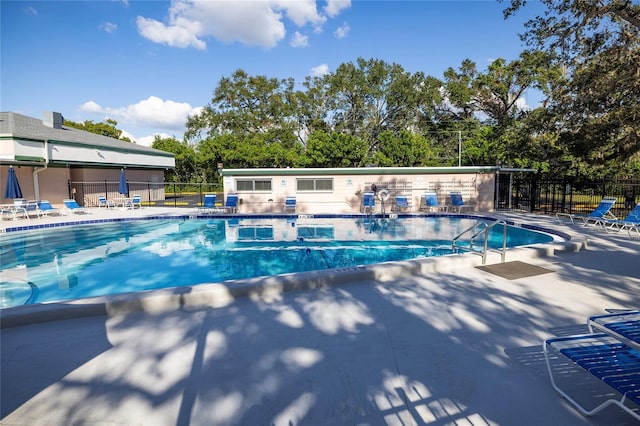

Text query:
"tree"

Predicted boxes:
[[324, 57, 442, 159], [301, 131, 368, 168], [372, 131, 434, 167], [185, 69, 299, 149], [64, 118, 131, 142], [502, 0, 640, 175], [151, 136, 196, 182]]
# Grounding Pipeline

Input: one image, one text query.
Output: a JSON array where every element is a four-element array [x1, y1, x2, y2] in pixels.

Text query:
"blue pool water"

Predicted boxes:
[[0, 216, 554, 307]]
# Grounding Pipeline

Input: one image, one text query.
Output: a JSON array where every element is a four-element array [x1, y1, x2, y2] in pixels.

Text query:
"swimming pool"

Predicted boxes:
[[0, 216, 554, 308]]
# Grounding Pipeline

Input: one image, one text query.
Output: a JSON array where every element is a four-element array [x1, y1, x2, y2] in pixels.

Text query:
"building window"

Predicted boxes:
[[236, 179, 272, 192], [296, 178, 333, 191]]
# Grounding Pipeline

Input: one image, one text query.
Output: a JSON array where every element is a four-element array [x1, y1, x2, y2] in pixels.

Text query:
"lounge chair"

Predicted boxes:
[[543, 332, 640, 422], [25, 200, 40, 218], [130, 194, 142, 209], [224, 194, 239, 213], [594, 202, 640, 236], [63, 199, 88, 214], [284, 196, 297, 213], [362, 192, 375, 214], [392, 194, 411, 212], [419, 192, 447, 212], [448, 192, 474, 213], [556, 196, 617, 225], [37, 200, 60, 217], [587, 310, 640, 346], [98, 195, 116, 209], [7, 199, 29, 220], [198, 194, 217, 214]]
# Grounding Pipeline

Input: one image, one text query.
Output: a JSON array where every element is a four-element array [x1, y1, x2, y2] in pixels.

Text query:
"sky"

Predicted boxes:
[[2, 0, 546, 147]]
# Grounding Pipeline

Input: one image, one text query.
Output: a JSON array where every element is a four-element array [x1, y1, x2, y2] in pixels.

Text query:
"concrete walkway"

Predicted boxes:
[[1, 209, 639, 425]]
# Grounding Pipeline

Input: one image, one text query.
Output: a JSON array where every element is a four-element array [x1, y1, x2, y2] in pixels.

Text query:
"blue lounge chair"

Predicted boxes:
[[543, 332, 640, 421], [449, 192, 474, 213], [37, 200, 60, 217], [556, 196, 617, 225], [362, 192, 375, 214], [392, 194, 411, 212], [588, 310, 640, 347], [419, 192, 447, 212], [63, 199, 88, 214], [284, 196, 297, 213], [25, 200, 40, 218], [130, 194, 142, 209], [198, 194, 217, 213], [98, 195, 115, 209], [595, 202, 640, 236], [224, 194, 238, 213]]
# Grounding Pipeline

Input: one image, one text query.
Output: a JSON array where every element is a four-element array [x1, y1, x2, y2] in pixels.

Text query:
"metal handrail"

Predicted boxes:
[[452, 219, 508, 264]]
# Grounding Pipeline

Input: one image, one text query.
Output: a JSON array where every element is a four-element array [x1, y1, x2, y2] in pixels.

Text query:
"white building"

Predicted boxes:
[[0, 111, 175, 205]]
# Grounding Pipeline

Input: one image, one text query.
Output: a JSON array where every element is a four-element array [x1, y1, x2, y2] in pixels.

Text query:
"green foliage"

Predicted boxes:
[[501, 0, 640, 176], [174, 0, 639, 181], [151, 136, 196, 183], [372, 131, 434, 167], [64, 118, 131, 142], [301, 131, 368, 168]]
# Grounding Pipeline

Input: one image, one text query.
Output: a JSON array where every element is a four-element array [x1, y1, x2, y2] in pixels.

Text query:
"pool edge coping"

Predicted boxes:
[[0, 232, 586, 328]]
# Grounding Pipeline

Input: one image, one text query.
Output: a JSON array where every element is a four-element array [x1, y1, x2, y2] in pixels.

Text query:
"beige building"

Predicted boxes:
[[0, 112, 175, 205], [220, 166, 515, 214]]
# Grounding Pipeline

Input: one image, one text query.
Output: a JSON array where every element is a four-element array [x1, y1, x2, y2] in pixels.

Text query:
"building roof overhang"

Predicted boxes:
[[221, 166, 536, 177]]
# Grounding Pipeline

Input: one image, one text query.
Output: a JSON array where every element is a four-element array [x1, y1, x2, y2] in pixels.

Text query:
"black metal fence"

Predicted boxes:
[[501, 175, 640, 217], [71, 176, 640, 216], [69, 180, 221, 208]]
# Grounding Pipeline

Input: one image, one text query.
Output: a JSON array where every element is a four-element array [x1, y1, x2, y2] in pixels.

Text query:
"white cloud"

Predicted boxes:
[[136, 132, 173, 147], [100, 22, 118, 33], [334, 22, 350, 39], [278, 0, 325, 28], [325, 0, 351, 18], [78, 98, 201, 145], [515, 96, 530, 111], [137, 0, 350, 49], [137, 16, 206, 49], [119, 129, 137, 142], [290, 31, 308, 48], [104, 96, 201, 131], [80, 100, 103, 113], [23, 6, 38, 15], [310, 64, 329, 77]]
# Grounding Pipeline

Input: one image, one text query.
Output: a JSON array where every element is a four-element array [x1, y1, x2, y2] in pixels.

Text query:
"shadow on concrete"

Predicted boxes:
[[1, 311, 112, 418]]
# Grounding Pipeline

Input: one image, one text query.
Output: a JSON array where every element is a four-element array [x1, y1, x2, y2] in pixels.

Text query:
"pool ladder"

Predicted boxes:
[[452, 220, 508, 265]]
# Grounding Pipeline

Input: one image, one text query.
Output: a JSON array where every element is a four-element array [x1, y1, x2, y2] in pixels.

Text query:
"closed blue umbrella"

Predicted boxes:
[[118, 169, 128, 196], [4, 166, 23, 199]]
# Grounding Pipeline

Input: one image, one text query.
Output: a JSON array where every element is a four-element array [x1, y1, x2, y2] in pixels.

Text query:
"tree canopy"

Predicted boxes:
[[105, 1, 640, 184], [64, 118, 132, 142]]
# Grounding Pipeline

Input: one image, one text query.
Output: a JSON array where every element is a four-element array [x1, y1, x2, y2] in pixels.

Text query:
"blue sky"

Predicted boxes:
[[2, 0, 544, 146]]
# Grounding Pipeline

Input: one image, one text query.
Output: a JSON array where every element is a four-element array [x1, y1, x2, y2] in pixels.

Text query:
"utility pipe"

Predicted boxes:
[[32, 139, 49, 200]]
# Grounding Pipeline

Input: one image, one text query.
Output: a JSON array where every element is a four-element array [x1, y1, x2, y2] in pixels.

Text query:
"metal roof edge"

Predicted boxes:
[[220, 166, 503, 176]]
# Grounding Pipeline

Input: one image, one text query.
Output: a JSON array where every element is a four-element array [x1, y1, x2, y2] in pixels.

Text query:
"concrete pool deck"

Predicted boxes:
[[1, 208, 639, 425]]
